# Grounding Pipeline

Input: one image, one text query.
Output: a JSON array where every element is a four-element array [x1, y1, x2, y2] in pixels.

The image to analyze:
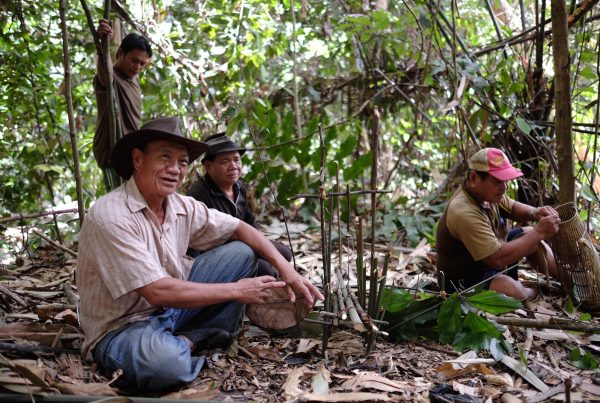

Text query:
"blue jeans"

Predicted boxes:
[[93, 241, 257, 392]]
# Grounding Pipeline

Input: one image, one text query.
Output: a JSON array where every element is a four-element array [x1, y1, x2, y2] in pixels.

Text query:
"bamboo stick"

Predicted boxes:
[[288, 190, 391, 200], [335, 268, 365, 332], [490, 315, 600, 333]]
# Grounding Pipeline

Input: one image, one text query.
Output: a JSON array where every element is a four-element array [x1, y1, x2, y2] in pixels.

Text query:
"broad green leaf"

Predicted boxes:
[[569, 347, 599, 369], [565, 297, 574, 314], [372, 10, 390, 30], [515, 117, 535, 135], [380, 288, 414, 312], [579, 66, 597, 81], [343, 152, 372, 181], [452, 312, 505, 353], [466, 290, 522, 314], [581, 184, 600, 205], [438, 293, 462, 344]]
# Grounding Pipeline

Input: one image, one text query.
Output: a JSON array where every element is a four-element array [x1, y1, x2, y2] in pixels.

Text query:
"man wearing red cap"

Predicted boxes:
[[436, 148, 561, 300]]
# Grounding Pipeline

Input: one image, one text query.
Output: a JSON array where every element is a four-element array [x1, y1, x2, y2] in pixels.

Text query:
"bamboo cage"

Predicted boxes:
[[549, 202, 600, 311]]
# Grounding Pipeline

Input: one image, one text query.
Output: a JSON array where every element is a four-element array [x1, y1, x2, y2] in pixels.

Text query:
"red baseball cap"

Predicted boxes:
[[468, 148, 523, 181]]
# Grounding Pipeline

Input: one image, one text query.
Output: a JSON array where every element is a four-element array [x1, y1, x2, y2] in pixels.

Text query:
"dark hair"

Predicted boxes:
[[473, 170, 489, 179], [120, 33, 152, 57]]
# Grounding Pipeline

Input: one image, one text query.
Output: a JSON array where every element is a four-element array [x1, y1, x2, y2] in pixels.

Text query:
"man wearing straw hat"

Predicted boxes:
[[76, 117, 323, 392], [436, 148, 561, 300]]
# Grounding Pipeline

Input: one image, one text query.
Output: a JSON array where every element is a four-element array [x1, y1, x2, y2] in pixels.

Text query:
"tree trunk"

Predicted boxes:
[[551, 0, 575, 204], [59, 0, 85, 226], [102, 0, 119, 152]]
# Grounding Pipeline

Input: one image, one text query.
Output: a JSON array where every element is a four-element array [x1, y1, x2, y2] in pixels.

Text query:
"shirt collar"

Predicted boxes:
[[461, 181, 491, 210], [124, 178, 186, 218], [202, 174, 240, 197]]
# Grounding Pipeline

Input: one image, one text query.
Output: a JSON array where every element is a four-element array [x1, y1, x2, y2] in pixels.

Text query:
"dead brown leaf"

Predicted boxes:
[[56, 382, 118, 396]]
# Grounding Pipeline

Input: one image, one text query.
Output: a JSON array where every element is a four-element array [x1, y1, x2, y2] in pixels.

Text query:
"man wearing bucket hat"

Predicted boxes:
[[436, 148, 561, 300], [186, 133, 293, 277], [76, 117, 323, 392]]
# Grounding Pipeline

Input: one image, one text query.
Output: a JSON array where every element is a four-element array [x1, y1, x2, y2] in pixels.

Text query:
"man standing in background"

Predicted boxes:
[[94, 18, 152, 191]]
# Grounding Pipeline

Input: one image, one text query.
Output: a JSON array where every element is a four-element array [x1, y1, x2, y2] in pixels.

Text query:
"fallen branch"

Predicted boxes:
[[526, 376, 581, 403], [490, 315, 600, 333], [0, 208, 80, 225], [35, 304, 77, 313], [31, 229, 77, 257], [62, 282, 79, 306], [0, 342, 80, 356], [0, 284, 27, 306]]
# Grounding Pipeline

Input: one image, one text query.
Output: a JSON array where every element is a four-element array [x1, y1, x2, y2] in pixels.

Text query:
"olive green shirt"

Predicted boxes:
[[436, 183, 515, 281]]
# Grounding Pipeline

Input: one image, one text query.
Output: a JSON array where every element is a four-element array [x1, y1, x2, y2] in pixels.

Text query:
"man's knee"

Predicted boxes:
[[232, 240, 255, 258], [130, 340, 201, 391], [490, 274, 534, 300]]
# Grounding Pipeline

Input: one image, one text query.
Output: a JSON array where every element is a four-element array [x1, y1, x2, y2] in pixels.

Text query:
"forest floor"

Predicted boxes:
[[0, 219, 600, 402]]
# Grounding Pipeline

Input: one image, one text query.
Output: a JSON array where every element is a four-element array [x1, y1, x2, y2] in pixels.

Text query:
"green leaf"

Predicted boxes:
[[466, 290, 522, 314], [347, 15, 371, 27], [438, 294, 462, 344], [383, 295, 443, 341], [580, 312, 592, 322], [518, 347, 527, 366], [343, 152, 372, 181], [569, 347, 599, 369], [581, 184, 600, 205], [372, 10, 390, 30], [579, 66, 597, 81], [515, 116, 542, 135], [452, 312, 505, 353], [565, 297, 574, 314], [381, 288, 414, 312]]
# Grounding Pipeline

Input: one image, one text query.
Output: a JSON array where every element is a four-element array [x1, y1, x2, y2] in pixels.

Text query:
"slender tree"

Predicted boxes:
[[552, 0, 575, 204]]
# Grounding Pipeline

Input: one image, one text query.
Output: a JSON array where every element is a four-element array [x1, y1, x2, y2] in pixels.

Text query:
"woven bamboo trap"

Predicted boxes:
[[549, 202, 600, 311]]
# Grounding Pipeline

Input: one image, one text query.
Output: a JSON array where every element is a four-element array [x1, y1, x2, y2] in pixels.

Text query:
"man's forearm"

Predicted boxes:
[[230, 221, 292, 276], [137, 277, 239, 308], [483, 229, 544, 268], [511, 201, 537, 222]]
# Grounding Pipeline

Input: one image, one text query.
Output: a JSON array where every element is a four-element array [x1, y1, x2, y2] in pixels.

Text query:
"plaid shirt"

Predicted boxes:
[[76, 179, 239, 359]]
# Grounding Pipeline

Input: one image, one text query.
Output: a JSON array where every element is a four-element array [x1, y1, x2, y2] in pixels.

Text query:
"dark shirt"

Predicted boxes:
[[436, 182, 512, 284], [187, 174, 257, 228]]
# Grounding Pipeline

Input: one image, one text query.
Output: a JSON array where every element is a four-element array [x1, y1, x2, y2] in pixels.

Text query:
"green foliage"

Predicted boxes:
[[2, 0, 600, 257], [384, 289, 518, 357], [565, 297, 575, 314], [465, 290, 522, 314], [382, 288, 442, 341], [438, 293, 462, 344], [569, 347, 599, 369], [451, 312, 510, 358]]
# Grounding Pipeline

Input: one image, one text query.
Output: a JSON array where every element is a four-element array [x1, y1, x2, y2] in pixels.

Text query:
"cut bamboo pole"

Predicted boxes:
[[335, 268, 365, 332], [490, 315, 600, 333], [356, 217, 365, 307]]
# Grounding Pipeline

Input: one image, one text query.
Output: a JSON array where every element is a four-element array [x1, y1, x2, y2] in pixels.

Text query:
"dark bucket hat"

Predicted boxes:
[[201, 133, 246, 162], [111, 117, 208, 179]]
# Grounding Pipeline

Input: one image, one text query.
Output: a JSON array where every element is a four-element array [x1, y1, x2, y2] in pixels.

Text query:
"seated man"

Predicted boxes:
[[187, 133, 293, 277], [76, 117, 323, 392], [435, 148, 561, 300]]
